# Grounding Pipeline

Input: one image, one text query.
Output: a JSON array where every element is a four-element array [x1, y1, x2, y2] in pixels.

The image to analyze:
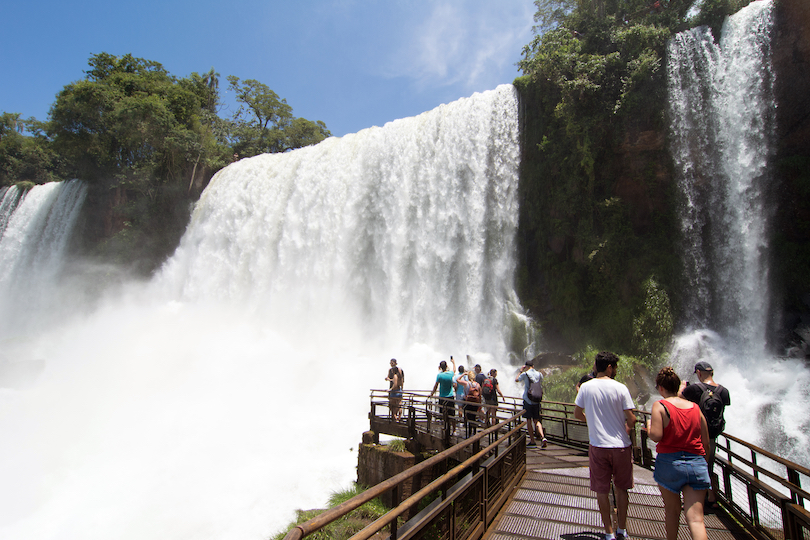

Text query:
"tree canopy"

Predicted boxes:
[[2, 52, 331, 190], [227, 76, 330, 156], [0, 52, 333, 271]]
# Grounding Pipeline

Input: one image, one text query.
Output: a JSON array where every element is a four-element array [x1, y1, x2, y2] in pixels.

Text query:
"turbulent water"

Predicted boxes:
[[0, 181, 89, 334], [667, 0, 810, 466], [0, 85, 528, 539]]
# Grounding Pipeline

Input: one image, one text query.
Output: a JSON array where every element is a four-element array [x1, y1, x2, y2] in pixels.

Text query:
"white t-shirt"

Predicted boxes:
[[574, 377, 635, 448]]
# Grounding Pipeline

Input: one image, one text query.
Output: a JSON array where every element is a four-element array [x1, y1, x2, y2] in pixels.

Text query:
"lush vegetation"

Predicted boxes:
[[1, 52, 330, 270], [541, 345, 651, 403], [514, 0, 753, 357], [270, 483, 388, 540]]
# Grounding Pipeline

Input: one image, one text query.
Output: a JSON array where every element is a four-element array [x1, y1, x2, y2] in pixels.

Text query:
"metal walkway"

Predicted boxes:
[[285, 392, 809, 540], [485, 442, 751, 540]]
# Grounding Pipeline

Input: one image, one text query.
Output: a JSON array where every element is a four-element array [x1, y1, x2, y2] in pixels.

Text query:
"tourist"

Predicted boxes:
[[516, 360, 547, 448], [576, 362, 597, 392], [574, 351, 636, 540], [649, 366, 711, 540], [452, 360, 467, 428], [385, 358, 404, 421], [482, 368, 505, 427], [473, 363, 486, 386], [429, 358, 456, 429], [679, 361, 730, 512], [457, 370, 482, 437]]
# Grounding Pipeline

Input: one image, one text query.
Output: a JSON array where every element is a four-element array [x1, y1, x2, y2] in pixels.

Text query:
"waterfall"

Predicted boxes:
[[156, 84, 523, 353], [668, 0, 810, 465], [0, 85, 528, 540], [668, 0, 775, 351], [0, 180, 88, 339]]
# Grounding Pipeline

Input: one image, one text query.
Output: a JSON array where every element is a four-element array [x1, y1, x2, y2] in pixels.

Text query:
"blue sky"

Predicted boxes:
[[0, 0, 536, 137]]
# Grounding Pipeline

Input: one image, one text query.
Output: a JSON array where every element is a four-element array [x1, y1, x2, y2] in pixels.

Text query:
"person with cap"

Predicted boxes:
[[679, 361, 731, 511], [516, 360, 547, 448], [574, 351, 637, 540]]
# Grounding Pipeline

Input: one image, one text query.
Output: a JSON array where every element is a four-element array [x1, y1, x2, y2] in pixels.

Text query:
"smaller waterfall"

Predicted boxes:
[[0, 180, 88, 340], [668, 0, 775, 353], [667, 1, 810, 466]]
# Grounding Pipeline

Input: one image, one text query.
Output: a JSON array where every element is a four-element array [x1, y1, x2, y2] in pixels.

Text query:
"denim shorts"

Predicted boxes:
[[654, 451, 711, 494]]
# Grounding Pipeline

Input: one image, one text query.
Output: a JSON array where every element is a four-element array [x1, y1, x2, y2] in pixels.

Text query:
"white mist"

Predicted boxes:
[[0, 86, 527, 539]]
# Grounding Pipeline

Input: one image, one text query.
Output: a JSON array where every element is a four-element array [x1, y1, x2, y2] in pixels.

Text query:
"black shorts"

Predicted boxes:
[[438, 397, 455, 416], [465, 403, 479, 421], [523, 400, 540, 420]]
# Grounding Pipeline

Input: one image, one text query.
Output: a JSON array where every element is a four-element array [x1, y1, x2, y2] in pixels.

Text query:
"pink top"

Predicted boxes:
[[655, 400, 705, 455]]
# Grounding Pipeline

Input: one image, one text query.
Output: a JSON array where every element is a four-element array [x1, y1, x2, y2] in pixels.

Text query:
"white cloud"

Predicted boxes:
[[384, 0, 535, 91]]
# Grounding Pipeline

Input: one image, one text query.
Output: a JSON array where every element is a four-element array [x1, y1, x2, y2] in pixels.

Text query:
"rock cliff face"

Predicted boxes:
[[774, 0, 810, 156], [772, 0, 810, 352]]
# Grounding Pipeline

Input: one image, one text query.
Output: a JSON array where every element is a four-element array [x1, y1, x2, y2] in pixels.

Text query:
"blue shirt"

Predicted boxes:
[[518, 368, 542, 403], [436, 371, 454, 398]]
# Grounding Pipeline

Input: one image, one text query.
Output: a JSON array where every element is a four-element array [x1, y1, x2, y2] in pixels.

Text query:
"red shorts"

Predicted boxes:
[[588, 445, 634, 493]]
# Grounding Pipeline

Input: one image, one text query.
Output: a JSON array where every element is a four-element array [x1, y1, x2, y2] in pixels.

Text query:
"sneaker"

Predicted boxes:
[[526, 442, 537, 448], [617, 528, 628, 539], [541, 438, 548, 448]]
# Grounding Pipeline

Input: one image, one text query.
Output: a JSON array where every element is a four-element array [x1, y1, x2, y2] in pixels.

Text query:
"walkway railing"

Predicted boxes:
[[283, 404, 527, 540], [711, 432, 810, 540], [284, 390, 810, 540]]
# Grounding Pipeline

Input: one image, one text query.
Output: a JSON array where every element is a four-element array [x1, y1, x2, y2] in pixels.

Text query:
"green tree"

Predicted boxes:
[[515, 0, 691, 351], [0, 112, 61, 185], [227, 75, 330, 156], [46, 53, 230, 268], [7, 52, 332, 272]]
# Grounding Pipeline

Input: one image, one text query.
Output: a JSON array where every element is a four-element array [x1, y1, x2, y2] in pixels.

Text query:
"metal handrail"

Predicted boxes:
[[718, 432, 810, 502], [711, 432, 810, 540], [286, 391, 810, 540], [370, 389, 591, 449], [349, 421, 526, 540], [283, 404, 526, 540]]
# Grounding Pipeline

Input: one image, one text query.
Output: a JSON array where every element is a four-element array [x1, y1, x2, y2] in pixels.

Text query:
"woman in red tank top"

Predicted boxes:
[[647, 367, 711, 540]]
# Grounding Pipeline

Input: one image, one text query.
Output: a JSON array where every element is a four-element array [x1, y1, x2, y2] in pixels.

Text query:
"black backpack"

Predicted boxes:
[[482, 377, 495, 397], [528, 376, 544, 403], [697, 383, 726, 437]]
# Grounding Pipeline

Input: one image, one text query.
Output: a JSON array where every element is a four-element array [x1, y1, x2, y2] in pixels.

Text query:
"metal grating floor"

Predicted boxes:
[[483, 443, 751, 540]]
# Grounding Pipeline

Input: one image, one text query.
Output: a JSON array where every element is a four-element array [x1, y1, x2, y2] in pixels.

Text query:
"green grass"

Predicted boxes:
[[386, 438, 407, 453], [270, 483, 388, 540]]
